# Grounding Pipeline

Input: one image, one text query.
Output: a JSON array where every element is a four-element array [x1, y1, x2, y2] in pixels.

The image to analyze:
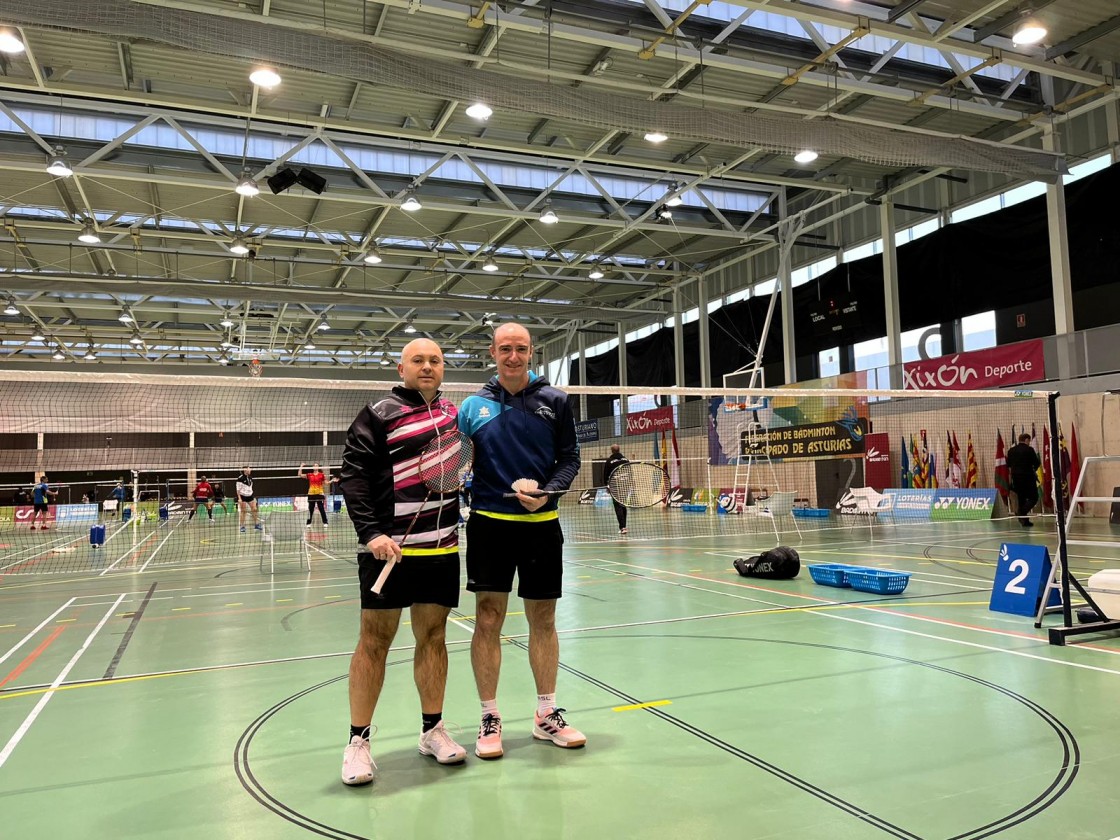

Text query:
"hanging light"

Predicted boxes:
[[78, 223, 101, 244], [538, 201, 559, 225], [656, 206, 673, 221], [400, 190, 422, 212], [0, 29, 25, 54], [221, 337, 235, 348], [455, 342, 465, 354], [229, 235, 250, 255], [83, 346, 97, 361], [46, 148, 73, 178], [664, 184, 684, 207], [1012, 20, 1047, 46], [249, 67, 282, 88], [129, 332, 144, 345], [234, 170, 260, 197], [380, 354, 392, 366], [4, 298, 18, 315], [304, 339, 316, 350], [465, 102, 493, 120], [219, 312, 235, 328], [588, 267, 605, 280], [218, 353, 230, 365], [317, 320, 330, 332], [52, 346, 65, 361], [644, 131, 669, 144], [30, 327, 45, 342], [794, 150, 819, 164], [403, 319, 417, 334], [482, 255, 499, 272], [118, 309, 134, 324], [363, 247, 383, 264]]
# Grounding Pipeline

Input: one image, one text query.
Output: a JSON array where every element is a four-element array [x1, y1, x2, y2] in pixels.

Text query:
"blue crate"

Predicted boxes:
[[792, 508, 830, 518], [808, 564, 855, 588], [846, 568, 912, 595]]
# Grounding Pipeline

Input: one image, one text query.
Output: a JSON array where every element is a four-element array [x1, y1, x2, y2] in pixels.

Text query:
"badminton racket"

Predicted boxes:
[[503, 462, 670, 509], [372, 429, 473, 595]]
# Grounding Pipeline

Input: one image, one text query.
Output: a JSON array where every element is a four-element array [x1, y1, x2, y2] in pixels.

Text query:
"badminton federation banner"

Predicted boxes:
[[903, 340, 1045, 390]]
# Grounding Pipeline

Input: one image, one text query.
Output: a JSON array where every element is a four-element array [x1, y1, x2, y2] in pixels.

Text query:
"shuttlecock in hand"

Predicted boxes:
[[511, 478, 539, 495]]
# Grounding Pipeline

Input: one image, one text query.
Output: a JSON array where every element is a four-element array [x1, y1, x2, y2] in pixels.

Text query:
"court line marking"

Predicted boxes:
[[99, 526, 162, 576], [0, 598, 76, 667], [0, 592, 125, 770], [0, 625, 66, 690], [138, 522, 187, 573], [613, 699, 672, 712]]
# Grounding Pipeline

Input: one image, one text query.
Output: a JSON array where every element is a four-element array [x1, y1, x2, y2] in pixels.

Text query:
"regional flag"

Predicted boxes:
[[900, 436, 911, 489], [965, 432, 978, 488], [995, 429, 1011, 504]]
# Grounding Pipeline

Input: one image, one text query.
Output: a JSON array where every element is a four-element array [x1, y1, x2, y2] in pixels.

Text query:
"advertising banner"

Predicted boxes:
[[903, 340, 1045, 390], [929, 489, 997, 521], [739, 416, 869, 461], [881, 489, 937, 522], [574, 420, 600, 443], [863, 432, 892, 491], [55, 504, 99, 524], [666, 487, 692, 508], [14, 505, 55, 526], [625, 407, 675, 436]]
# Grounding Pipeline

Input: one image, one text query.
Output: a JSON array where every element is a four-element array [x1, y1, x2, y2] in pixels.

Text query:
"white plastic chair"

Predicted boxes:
[[259, 511, 310, 574], [760, 490, 802, 541], [847, 488, 893, 533]]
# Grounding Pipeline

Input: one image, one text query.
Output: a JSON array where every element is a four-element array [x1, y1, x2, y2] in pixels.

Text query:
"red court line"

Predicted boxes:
[[0, 625, 66, 690]]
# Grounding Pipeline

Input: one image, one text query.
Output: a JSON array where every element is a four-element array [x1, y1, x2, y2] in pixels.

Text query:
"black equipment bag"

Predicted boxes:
[[734, 546, 800, 579]]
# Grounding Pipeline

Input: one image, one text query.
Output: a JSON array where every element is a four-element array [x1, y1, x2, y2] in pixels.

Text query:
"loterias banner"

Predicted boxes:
[[903, 339, 1044, 390], [740, 416, 869, 461]]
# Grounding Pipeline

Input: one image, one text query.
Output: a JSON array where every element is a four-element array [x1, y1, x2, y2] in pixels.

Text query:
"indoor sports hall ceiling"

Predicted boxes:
[[0, 0, 1117, 369]]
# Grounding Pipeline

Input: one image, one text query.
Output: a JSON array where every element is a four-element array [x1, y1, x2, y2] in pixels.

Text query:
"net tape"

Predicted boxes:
[[0, 0, 1066, 182]]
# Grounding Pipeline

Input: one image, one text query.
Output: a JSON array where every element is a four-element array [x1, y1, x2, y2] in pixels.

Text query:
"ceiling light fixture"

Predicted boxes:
[[118, 309, 133, 324], [644, 131, 669, 144], [304, 339, 316, 350], [400, 190, 423, 212], [77, 223, 101, 244], [129, 332, 144, 346], [664, 185, 684, 207], [794, 150, 819, 164], [46, 148, 73, 178], [52, 346, 65, 361], [538, 201, 559, 225], [317, 320, 330, 332], [465, 102, 493, 120], [229, 236, 250, 256], [4, 298, 18, 316], [363, 247, 383, 264], [589, 267, 605, 280], [221, 337, 235, 348], [1012, 20, 1047, 46], [30, 327, 45, 342], [482, 255, 499, 272], [0, 28, 25, 54], [83, 347, 97, 361], [249, 67, 282, 88], [234, 170, 260, 197], [380, 354, 392, 366], [656, 206, 673, 221], [219, 312, 235, 328], [218, 353, 230, 365]]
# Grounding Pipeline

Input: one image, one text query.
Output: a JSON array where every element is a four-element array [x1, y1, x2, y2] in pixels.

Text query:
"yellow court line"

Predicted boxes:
[[225, 603, 243, 607], [324, 595, 341, 599], [2, 668, 209, 702], [56, 618, 76, 623], [276, 598, 293, 603], [613, 699, 672, 712], [577, 575, 591, 579], [171, 607, 190, 612], [0, 624, 15, 628]]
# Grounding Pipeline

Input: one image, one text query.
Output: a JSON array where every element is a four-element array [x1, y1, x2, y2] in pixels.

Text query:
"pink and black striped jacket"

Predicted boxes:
[[340, 386, 459, 556]]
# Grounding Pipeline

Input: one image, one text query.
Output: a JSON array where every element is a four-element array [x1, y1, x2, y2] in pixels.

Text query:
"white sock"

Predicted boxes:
[[537, 693, 556, 716], [481, 699, 499, 718]]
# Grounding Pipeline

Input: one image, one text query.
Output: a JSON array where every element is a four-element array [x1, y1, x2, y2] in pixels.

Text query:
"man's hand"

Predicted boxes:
[[514, 490, 548, 512], [366, 535, 402, 564]]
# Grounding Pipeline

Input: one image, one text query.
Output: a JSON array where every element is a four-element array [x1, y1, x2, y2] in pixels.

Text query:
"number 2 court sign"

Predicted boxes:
[[990, 543, 1060, 616], [903, 339, 1044, 390]]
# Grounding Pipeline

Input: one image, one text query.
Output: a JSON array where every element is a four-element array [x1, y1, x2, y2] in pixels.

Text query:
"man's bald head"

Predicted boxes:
[[490, 322, 533, 394], [398, 337, 445, 401]]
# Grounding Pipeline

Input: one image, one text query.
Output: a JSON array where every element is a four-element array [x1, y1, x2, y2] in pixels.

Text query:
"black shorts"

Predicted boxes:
[[239, 495, 256, 504], [33, 502, 49, 513], [194, 497, 211, 505], [358, 552, 460, 610], [466, 514, 564, 600]]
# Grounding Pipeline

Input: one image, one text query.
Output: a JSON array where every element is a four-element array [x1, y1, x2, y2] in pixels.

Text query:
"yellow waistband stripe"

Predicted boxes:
[[475, 510, 560, 523]]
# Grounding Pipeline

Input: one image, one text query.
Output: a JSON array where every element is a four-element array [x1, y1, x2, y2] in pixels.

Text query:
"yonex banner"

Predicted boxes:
[[903, 340, 1044, 390], [574, 420, 599, 443], [625, 406, 675, 436], [930, 488, 997, 521]]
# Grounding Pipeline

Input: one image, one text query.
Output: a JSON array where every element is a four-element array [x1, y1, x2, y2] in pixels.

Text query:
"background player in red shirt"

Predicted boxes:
[[299, 462, 339, 528], [188, 475, 215, 523]]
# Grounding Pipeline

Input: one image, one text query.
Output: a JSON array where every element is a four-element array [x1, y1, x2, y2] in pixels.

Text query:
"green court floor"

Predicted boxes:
[[2, 515, 1119, 839]]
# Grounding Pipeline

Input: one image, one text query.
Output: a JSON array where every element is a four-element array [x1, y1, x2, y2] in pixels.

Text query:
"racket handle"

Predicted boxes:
[[371, 557, 396, 595]]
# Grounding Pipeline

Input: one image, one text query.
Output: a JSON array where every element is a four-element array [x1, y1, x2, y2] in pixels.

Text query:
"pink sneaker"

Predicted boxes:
[[475, 713, 503, 759], [533, 708, 586, 748]]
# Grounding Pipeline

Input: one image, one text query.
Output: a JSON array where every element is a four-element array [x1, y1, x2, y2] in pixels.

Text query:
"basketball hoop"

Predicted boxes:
[[248, 358, 263, 378]]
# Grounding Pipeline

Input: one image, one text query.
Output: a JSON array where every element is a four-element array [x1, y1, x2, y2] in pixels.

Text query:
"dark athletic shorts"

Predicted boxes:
[[465, 513, 564, 600], [239, 495, 256, 504], [358, 552, 460, 610], [33, 502, 49, 513]]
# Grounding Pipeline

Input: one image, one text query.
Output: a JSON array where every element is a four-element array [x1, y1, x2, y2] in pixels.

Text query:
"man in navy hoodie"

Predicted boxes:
[[458, 322, 584, 760]]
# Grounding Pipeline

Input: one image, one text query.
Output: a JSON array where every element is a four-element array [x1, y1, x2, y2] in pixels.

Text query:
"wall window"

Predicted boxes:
[[901, 324, 941, 362], [819, 346, 841, 377], [854, 336, 889, 372], [961, 311, 997, 351]]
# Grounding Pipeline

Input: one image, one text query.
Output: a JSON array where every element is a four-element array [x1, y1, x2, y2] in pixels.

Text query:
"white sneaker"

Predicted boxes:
[[306, 523, 312, 529], [341, 733, 376, 786], [418, 721, 467, 765]]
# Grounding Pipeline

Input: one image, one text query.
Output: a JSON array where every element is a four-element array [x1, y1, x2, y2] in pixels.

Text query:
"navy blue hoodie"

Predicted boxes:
[[458, 372, 580, 519]]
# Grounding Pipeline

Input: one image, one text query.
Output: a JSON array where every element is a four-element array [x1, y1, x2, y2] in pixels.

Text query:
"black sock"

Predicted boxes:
[[350, 724, 369, 741], [422, 712, 442, 733]]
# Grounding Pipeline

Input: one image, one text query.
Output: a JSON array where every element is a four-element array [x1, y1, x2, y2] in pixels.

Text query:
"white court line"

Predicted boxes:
[[701, 550, 990, 588], [0, 598, 76, 667], [98, 525, 161, 576], [0, 533, 86, 571], [137, 519, 188, 573], [0, 593, 125, 769]]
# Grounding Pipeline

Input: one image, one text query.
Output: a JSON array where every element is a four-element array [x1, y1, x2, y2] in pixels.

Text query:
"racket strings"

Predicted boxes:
[[607, 463, 669, 508], [417, 431, 474, 493]]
